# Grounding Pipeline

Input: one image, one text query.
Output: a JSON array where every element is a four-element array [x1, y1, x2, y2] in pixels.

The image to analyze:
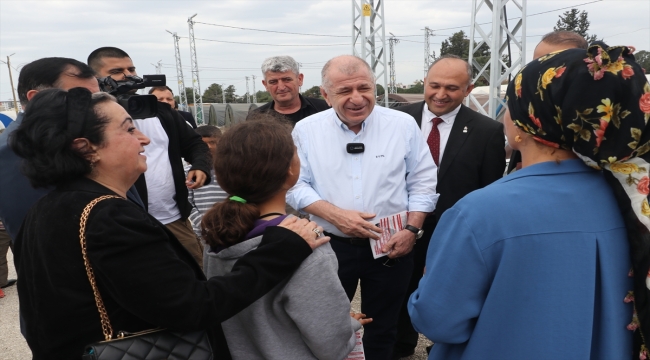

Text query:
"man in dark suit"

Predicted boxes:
[[392, 55, 506, 359]]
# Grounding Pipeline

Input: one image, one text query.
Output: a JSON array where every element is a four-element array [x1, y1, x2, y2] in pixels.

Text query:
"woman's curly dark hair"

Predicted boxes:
[[9, 88, 115, 188]]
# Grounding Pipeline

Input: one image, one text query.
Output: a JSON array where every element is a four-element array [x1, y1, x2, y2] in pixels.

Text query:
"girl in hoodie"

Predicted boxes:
[[202, 115, 371, 360]]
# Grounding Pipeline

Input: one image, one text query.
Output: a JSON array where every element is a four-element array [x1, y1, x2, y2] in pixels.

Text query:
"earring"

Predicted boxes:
[[515, 135, 522, 143]]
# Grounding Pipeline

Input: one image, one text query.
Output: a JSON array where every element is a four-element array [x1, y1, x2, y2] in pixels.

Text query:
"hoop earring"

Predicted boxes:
[[515, 135, 522, 143]]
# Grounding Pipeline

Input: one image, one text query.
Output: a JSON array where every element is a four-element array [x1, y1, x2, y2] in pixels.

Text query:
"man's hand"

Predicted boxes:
[[351, 312, 373, 326], [329, 209, 381, 239], [186, 169, 207, 189], [382, 229, 416, 258]]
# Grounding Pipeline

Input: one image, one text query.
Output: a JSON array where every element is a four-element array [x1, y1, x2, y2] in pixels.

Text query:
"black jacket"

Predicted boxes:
[[134, 102, 211, 220], [395, 102, 505, 221], [15, 177, 312, 360], [248, 94, 330, 125]]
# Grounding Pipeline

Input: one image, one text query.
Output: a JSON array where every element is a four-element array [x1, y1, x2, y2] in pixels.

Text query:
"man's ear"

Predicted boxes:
[[320, 86, 331, 106], [26, 89, 40, 102], [298, 73, 304, 87]]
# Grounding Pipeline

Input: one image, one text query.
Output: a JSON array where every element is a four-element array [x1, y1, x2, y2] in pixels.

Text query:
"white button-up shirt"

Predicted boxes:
[[420, 104, 461, 165], [287, 106, 439, 237]]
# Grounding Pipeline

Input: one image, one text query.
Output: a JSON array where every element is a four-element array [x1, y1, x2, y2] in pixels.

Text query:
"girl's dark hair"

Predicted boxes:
[[9, 88, 115, 188], [201, 114, 294, 248]]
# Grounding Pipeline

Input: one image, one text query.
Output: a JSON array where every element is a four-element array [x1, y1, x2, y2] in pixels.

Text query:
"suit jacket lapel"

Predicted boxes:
[[413, 101, 425, 128], [438, 105, 473, 180]]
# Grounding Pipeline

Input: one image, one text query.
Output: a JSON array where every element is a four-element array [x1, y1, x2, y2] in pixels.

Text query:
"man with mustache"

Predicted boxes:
[[288, 55, 438, 360]]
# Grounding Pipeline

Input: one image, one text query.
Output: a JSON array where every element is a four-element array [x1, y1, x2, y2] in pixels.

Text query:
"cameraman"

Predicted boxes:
[[88, 47, 211, 268]]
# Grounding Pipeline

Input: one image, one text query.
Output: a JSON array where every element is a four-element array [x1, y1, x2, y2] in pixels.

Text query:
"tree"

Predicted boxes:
[[302, 85, 322, 98], [376, 83, 385, 96], [224, 85, 237, 103], [202, 83, 223, 103], [397, 80, 424, 94], [635, 50, 650, 73], [183, 88, 198, 104], [554, 9, 598, 43], [255, 90, 272, 103], [440, 30, 470, 59], [438, 30, 491, 85]]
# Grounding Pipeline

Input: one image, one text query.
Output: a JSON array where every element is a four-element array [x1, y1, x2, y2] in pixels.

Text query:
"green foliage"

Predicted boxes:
[[202, 83, 223, 103], [255, 90, 272, 103], [635, 50, 650, 73], [302, 85, 322, 98], [397, 80, 424, 94], [440, 30, 470, 59], [553, 9, 598, 43], [224, 85, 237, 103], [376, 83, 385, 96]]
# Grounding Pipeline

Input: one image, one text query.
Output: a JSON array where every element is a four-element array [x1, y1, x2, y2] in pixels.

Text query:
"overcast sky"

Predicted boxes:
[[1, 0, 649, 102]]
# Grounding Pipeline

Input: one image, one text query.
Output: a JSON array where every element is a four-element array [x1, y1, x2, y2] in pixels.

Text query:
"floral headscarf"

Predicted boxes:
[[507, 42, 650, 357]]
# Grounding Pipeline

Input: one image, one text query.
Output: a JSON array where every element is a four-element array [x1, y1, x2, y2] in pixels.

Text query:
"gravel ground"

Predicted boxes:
[[0, 250, 431, 360]]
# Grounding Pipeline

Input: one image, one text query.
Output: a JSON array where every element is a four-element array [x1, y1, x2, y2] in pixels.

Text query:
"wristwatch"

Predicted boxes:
[[404, 225, 424, 240]]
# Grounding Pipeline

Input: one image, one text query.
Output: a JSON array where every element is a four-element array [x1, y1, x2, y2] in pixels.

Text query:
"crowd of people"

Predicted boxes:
[[0, 29, 648, 360]]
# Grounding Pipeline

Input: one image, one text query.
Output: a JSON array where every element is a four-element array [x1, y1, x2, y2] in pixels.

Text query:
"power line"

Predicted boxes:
[[179, 36, 347, 47], [195, 21, 348, 38]]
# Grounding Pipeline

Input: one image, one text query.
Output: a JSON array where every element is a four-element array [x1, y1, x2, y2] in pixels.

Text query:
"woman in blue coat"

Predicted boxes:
[[409, 43, 650, 359]]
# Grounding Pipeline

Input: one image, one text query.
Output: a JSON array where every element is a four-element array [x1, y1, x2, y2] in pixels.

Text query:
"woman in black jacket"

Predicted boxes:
[[10, 88, 329, 359]]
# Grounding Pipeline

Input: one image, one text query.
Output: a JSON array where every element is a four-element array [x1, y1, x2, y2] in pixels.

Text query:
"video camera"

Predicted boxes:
[[97, 74, 166, 119]]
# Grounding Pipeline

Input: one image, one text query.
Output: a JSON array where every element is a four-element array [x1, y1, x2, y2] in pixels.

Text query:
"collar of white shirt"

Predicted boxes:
[[422, 103, 462, 125]]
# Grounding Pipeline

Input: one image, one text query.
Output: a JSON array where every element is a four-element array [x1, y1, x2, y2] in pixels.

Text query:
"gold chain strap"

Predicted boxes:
[[79, 195, 123, 341]]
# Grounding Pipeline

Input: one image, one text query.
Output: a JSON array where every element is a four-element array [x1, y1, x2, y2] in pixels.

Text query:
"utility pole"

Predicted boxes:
[[166, 30, 189, 112], [468, 0, 526, 119], [1, 54, 19, 115], [423, 27, 435, 79], [251, 75, 257, 103], [352, 0, 389, 107], [221, 83, 226, 103], [245, 76, 250, 104], [188, 14, 204, 125], [388, 33, 399, 94], [151, 60, 163, 74]]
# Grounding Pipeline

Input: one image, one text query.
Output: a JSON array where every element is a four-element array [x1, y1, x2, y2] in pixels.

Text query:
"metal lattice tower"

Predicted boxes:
[[166, 30, 188, 112], [467, 0, 526, 119], [222, 83, 226, 103], [352, 0, 389, 107], [252, 75, 257, 103], [188, 14, 204, 125], [152, 60, 162, 74], [423, 27, 435, 79], [388, 33, 399, 94], [245, 76, 250, 104]]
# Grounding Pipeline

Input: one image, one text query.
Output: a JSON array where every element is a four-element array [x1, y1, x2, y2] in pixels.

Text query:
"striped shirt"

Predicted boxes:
[[186, 168, 228, 238]]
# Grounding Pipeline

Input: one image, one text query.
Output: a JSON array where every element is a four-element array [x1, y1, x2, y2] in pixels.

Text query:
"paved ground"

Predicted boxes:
[[0, 250, 30, 359], [0, 249, 431, 360]]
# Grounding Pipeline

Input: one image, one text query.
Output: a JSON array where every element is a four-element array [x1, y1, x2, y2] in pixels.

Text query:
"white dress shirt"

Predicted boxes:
[[134, 117, 180, 225], [420, 104, 461, 165], [287, 106, 439, 237]]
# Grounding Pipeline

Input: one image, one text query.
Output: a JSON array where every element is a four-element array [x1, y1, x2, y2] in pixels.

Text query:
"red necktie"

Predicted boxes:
[[426, 117, 444, 166]]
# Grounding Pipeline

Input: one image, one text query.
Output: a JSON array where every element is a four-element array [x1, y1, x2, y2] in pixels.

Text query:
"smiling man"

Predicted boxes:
[[287, 55, 438, 360], [392, 54, 505, 359], [247, 55, 329, 125]]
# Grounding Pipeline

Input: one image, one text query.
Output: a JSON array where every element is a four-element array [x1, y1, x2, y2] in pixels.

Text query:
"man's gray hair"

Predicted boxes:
[[261, 56, 300, 76], [321, 55, 375, 91], [427, 55, 473, 86]]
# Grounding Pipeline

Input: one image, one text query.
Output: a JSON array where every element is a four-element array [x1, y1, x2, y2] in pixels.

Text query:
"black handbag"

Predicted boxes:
[[79, 196, 214, 360]]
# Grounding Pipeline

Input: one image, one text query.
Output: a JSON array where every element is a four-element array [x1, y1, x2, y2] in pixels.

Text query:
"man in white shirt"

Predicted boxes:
[[287, 55, 438, 360], [88, 47, 212, 268]]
